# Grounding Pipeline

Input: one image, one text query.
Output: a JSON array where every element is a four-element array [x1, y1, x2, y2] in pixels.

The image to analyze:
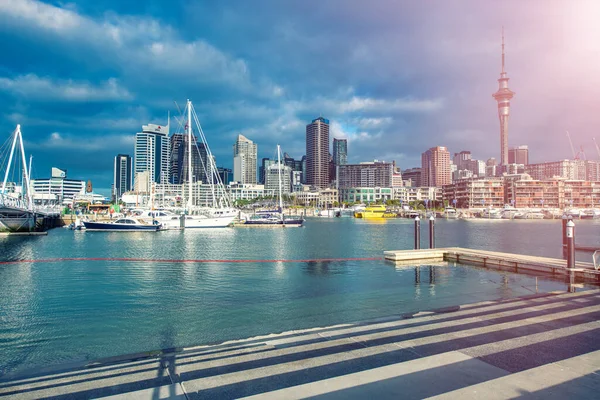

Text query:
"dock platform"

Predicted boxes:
[[1, 290, 599, 399], [384, 247, 600, 283]]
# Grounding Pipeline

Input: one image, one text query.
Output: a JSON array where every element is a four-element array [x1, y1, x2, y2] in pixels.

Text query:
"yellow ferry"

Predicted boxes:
[[354, 205, 396, 218]]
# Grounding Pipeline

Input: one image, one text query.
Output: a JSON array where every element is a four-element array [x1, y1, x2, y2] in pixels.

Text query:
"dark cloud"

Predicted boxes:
[[1, 0, 599, 193]]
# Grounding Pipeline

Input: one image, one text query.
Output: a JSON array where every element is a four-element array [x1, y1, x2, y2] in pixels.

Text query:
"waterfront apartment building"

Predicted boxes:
[[113, 154, 132, 200], [508, 145, 529, 165], [134, 123, 170, 186], [525, 160, 586, 181], [264, 163, 292, 194], [503, 175, 600, 209], [421, 146, 451, 187], [338, 161, 394, 189], [31, 167, 85, 204], [442, 178, 505, 208], [306, 117, 330, 188], [339, 187, 393, 204], [233, 134, 258, 185], [402, 168, 422, 187], [394, 187, 442, 204], [227, 183, 275, 203], [293, 188, 338, 207]]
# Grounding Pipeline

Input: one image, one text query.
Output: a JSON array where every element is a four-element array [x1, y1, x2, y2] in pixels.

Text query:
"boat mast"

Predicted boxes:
[[277, 144, 283, 214], [187, 99, 193, 210]]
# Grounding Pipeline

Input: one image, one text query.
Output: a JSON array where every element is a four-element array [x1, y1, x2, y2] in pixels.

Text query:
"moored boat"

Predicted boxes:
[[83, 218, 163, 232], [354, 204, 396, 218]]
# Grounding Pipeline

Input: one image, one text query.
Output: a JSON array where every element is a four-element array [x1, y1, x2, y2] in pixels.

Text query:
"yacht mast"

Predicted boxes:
[[277, 144, 283, 214], [187, 99, 193, 210]]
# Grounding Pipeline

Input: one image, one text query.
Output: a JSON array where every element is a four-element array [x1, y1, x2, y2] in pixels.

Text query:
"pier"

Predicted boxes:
[[1, 289, 599, 399], [384, 247, 600, 283]]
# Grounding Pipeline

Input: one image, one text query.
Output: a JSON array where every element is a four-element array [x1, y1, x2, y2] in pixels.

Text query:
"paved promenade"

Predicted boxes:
[[1, 290, 599, 399]]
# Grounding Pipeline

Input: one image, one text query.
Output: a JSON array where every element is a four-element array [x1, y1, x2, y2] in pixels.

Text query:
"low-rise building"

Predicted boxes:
[[31, 167, 85, 205], [339, 187, 393, 204], [394, 187, 442, 204], [442, 178, 505, 208]]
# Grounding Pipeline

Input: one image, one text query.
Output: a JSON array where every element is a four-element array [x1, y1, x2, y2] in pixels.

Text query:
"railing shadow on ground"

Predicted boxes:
[[0, 290, 598, 399]]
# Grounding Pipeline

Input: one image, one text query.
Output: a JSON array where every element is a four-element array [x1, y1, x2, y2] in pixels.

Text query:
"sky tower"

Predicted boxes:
[[492, 29, 515, 166]]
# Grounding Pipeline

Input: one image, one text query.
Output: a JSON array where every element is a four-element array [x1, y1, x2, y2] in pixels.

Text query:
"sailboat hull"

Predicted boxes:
[[184, 215, 235, 228]]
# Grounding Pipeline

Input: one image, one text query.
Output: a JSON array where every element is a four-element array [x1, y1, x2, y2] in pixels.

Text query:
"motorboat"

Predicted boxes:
[[354, 204, 396, 218], [83, 218, 163, 232], [130, 209, 183, 230], [442, 206, 458, 219]]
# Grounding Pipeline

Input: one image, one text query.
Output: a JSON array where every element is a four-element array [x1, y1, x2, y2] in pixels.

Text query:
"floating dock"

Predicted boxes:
[[384, 247, 600, 283]]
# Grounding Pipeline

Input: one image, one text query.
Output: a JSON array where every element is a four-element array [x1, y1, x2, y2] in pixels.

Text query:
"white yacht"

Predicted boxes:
[[130, 209, 183, 230]]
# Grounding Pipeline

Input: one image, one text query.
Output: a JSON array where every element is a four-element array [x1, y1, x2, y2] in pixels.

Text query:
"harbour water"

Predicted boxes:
[[0, 218, 598, 378]]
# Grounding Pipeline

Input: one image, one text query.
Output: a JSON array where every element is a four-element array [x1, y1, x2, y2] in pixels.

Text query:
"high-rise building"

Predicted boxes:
[[265, 163, 292, 194], [402, 168, 422, 187], [113, 154, 132, 200], [492, 30, 515, 166], [169, 133, 184, 184], [453, 151, 472, 170], [421, 146, 451, 187], [306, 117, 330, 188], [338, 161, 394, 188], [134, 123, 169, 186], [508, 145, 529, 165], [177, 135, 209, 184], [233, 134, 257, 184], [217, 167, 232, 185], [333, 138, 348, 166], [259, 158, 277, 184]]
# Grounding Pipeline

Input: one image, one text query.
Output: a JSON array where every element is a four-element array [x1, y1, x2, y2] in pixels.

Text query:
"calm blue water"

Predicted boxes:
[[0, 218, 598, 377]]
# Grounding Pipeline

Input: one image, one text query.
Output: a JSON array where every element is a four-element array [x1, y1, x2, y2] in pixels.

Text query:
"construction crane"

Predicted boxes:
[[593, 137, 600, 160], [566, 131, 586, 160], [566, 131, 577, 159]]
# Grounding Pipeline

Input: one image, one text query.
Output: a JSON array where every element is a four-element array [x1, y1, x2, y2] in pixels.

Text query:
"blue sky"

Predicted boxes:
[[1, 0, 600, 193]]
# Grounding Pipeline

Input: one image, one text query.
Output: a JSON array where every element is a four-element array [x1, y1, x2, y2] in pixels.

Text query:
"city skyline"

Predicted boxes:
[[1, 0, 600, 192]]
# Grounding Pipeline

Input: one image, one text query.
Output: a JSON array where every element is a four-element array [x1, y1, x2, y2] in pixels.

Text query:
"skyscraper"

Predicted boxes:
[[421, 146, 451, 187], [134, 123, 169, 187], [113, 154, 132, 200], [508, 145, 529, 165], [233, 134, 257, 184], [306, 117, 330, 188], [333, 138, 348, 166], [492, 29, 515, 166], [169, 133, 183, 184]]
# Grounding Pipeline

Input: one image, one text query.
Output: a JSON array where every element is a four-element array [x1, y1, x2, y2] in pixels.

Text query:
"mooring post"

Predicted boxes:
[[429, 215, 435, 249], [180, 213, 185, 229], [414, 216, 421, 250], [566, 218, 575, 269], [562, 215, 568, 259]]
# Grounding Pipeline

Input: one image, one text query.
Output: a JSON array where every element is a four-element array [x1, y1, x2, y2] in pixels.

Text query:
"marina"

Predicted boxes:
[[1, 218, 599, 382]]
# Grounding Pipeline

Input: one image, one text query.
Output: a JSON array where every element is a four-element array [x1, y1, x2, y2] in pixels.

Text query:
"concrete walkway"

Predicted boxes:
[[1, 290, 599, 399]]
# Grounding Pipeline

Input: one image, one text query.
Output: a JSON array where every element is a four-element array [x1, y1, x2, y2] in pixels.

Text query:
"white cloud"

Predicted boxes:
[[0, 74, 132, 101], [0, 0, 253, 88], [26, 131, 134, 151]]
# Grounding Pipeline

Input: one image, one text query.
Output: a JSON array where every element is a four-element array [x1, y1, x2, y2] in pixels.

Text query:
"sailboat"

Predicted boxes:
[[181, 100, 237, 228], [244, 145, 304, 227]]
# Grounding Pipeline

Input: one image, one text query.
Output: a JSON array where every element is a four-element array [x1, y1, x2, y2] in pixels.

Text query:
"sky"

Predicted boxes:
[[1, 0, 600, 194]]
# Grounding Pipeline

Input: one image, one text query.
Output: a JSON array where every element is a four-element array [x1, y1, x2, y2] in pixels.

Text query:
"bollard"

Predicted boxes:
[[429, 215, 435, 249], [566, 219, 575, 268], [562, 215, 568, 259], [180, 213, 185, 229], [414, 216, 421, 250]]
